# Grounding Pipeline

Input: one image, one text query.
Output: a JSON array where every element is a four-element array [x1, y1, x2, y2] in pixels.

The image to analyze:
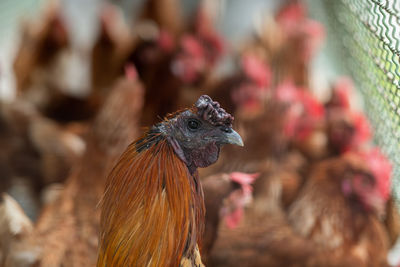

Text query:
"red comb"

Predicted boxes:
[[124, 64, 138, 81], [230, 172, 260, 185], [181, 35, 204, 58], [358, 148, 392, 200], [224, 172, 259, 229], [230, 172, 259, 196], [241, 54, 271, 88], [277, 83, 324, 140], [299, 90, 325, 120]]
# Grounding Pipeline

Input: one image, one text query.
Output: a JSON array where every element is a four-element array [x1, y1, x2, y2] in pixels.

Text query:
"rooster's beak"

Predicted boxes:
[[223, 129, 244, 147]]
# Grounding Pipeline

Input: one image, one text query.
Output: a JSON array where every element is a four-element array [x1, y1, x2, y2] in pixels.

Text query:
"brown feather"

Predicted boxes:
[[98, 134, 205, 266]]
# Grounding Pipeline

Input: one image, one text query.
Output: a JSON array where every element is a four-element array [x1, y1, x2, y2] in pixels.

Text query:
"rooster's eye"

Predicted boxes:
[[188, 119, 201, 131]]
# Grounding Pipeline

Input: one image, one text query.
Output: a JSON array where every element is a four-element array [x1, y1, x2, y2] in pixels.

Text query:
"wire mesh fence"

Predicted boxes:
[[321, 0, 400, 202]]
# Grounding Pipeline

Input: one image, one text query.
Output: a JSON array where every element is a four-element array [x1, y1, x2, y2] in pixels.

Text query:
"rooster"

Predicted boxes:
[[97, 95, 243, 266]]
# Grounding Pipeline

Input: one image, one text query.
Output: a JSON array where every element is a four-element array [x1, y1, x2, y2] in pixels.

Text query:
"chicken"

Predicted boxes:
[[0, 99, 84, 210], [13, 2, 69, 94], [242, 0, 324, 87], [201, 172, 258, 263], [97, 95, 243, 266], [207, 163, 318, 267], [274, 0, 325, 86], [324, 77, 371, 155], [204, 79, 310, 214], [287, 149, 392, 267], [207, 53, 271, 115], [12, 3, 96, 122], [1, 69, 144, 266], [91, 4, 134, 94], [209, 149, 392, 267], [127, 1, 225, 126], [274, 81, 326, 159]]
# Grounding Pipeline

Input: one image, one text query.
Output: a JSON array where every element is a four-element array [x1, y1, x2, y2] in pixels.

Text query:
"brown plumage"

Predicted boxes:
[[209, 152, 391, 267], [287, 153, 391, 267], [97, 95, 243, 266], [98, 138, 203, 266], [201, 172, 258, 263]]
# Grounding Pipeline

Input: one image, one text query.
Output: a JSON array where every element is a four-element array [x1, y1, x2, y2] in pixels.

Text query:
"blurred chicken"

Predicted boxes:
[[0, 99, 84, 206], [209, 150, 392, 267], [204, 78, 308, 213], [13, 2, 69, 93], [275, 0, 325, 86], [201, 172, 258, 263], [1, 69, 144, 267], [91, 4, 134, 94], [207, 53, 271, 115], [243, 0, 324, 87], [134, 2, 225, 126], [13, 3, 98, 123], [326, 78, 400, 247], [324, 78, 371, 155], [288, 149, 392, 266], [274, 81, 327, 159]]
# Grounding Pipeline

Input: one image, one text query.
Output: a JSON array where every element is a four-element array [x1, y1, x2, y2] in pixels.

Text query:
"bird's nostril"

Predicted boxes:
[[220, 126, 232, 133]]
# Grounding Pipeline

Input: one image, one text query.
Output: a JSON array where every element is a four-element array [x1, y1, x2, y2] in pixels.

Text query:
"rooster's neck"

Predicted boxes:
[[98, 134, 205, 266]]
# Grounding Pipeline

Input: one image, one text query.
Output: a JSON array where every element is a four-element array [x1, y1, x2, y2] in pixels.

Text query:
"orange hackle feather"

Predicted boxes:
[[97, 131, 205, 266]]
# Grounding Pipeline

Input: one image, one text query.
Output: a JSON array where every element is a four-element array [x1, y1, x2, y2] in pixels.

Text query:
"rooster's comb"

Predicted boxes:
[[195, 95, 234, 127]]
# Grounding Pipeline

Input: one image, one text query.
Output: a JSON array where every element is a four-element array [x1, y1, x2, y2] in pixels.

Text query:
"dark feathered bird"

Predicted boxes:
[[97, 95, 243, 266]]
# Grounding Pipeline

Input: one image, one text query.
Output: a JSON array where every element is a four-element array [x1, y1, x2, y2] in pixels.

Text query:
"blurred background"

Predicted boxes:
[[0, 0, 400, 266]]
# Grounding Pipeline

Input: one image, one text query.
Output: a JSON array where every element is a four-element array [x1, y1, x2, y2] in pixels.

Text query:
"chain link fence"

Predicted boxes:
[[312, 0, 400, 202]]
